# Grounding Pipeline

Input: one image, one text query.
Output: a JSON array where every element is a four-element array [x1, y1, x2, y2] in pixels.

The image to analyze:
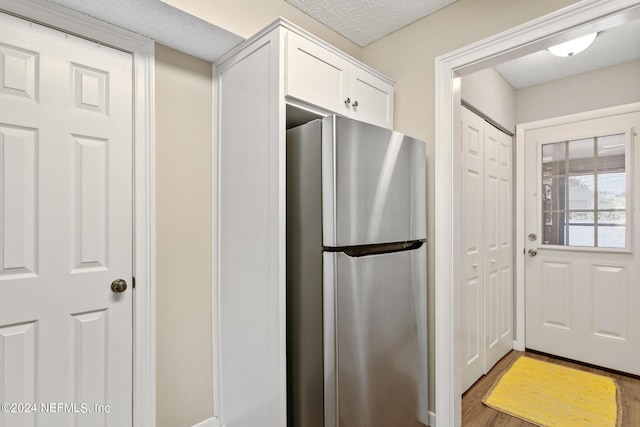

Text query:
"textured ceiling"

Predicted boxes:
[[42, 0, 639, 90], [286, 0, 457, 47], [494, 18, 640, 89], [46, 0, 243, 62]]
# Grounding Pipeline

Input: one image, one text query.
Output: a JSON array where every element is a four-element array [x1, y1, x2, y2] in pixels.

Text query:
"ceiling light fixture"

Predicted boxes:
[[548, 32, 598, 57]]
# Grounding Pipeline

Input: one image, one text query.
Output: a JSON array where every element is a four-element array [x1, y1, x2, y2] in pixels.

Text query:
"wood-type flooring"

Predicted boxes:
[[461, 350, 640, 426]]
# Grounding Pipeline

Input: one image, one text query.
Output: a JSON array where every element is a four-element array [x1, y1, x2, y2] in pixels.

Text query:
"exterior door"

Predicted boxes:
[[461, 107, 513, 392], [525, 110, 640, 375], [0, 12, 133, 426]]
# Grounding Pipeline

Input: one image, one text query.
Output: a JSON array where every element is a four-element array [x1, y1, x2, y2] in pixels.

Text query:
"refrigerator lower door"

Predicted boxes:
[[323, 245, 428, 427]]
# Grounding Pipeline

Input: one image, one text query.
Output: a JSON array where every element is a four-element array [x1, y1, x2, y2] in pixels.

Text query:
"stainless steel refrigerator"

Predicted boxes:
[[286, 115, 428, 427]]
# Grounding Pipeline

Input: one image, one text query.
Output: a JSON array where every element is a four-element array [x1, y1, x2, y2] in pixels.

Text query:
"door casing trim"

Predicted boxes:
[[435, 1, 640, 425], [0, 1, 156, 426]]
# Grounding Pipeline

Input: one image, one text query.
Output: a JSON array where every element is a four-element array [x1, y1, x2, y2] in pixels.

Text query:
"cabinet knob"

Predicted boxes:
[[344, 97, 351, 105], [352, 100, 359, 108]]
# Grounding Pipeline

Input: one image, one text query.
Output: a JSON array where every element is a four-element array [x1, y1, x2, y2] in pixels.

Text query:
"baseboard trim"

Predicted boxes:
[[192, 416, 219, 427], [428, 410, 436, 426]]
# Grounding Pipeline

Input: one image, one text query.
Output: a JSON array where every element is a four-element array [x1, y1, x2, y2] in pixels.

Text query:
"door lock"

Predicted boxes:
[[528, 233, 537, 241]]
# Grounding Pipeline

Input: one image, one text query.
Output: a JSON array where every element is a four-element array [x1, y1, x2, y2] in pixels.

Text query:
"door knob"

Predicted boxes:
[[527, 249, 538, 257], [111, 279, 128, 293], [344, 97, 351, 105], [352, 100, 359, 108]]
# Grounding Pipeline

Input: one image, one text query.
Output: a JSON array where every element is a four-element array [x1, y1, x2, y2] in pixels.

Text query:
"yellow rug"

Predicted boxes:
[[482, 356, 621, 427]]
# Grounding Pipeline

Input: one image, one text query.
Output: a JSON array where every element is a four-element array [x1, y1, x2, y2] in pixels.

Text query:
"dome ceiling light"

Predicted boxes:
[[547, 32, 598, 57]]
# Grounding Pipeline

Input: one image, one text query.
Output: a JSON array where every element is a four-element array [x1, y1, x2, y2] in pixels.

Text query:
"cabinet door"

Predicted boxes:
[[285, 31, 350, 115], [348, 65, 394, 129]]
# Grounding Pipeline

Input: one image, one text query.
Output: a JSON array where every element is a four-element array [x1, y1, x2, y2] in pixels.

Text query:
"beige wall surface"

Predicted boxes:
[[155, 44, 213, 427], [360, 0, 579, 410], [161, 0, 362, 59], [516, 59, 640, 123], [462, 67, 517, 132]]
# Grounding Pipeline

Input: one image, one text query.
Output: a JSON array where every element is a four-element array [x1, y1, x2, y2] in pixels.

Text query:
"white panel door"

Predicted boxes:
[[461, 108, 513, 392], [525, 111, 640, 375], [460, 107, 485, 392], [483, 124, 513, 370], [0, 12, 133, 427]]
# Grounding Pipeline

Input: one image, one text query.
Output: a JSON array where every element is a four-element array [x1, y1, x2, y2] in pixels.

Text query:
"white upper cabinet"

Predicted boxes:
[[285, 31, 394, 129], [285, 32, 350, 117], [347, 64, 394, 128]]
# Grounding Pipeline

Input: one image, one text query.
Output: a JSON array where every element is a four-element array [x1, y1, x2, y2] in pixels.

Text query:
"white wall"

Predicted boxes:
[[462, 67, 517, 132], [516, 59, 640, 123]]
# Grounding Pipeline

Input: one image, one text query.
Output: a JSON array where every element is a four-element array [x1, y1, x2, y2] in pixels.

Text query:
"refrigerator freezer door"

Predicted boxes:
[[323, 115, 426, 247], [323, 245, 428, 427]]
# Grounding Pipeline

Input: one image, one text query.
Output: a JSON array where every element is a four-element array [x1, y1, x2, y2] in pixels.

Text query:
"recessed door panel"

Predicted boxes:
[[0, 125, 37, 277], [591, 264, 628, 341], [540, 261, 572, 330]]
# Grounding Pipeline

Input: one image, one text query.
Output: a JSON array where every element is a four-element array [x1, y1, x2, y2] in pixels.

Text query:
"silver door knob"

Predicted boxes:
[[111, 279, 128, 293], [527, 249, 538, 257], [352, 100, 359, 108]]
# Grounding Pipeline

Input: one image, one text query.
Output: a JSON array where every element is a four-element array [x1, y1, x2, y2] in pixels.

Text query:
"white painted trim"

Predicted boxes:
[[193, 416, 219, 427], [210, 60, 222, 425], [0, 1, 156, 426], [514, 102, 640, 352], [428, 411, 437, 427], [434, 1, 640, 425]]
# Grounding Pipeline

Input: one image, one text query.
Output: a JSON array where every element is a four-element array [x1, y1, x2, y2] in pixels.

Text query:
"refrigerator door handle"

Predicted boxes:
[[331, 240, 424, 258]]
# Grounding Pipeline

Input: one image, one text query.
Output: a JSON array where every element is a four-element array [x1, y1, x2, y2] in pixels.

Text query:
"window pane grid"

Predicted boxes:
[[541, 133, 627, 248]]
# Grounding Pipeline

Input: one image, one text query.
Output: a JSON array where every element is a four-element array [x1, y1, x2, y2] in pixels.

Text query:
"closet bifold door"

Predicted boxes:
[[460, 107, 486, 392], [460, 107, 514, 393]]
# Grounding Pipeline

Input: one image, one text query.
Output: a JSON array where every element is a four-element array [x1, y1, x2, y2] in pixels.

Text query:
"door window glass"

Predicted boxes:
[[541, 133, 627, 248]]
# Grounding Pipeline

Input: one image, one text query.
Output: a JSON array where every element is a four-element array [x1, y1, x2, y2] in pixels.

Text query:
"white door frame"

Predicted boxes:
[[0, 1, 156, 426], [434, 0, 640, 425]]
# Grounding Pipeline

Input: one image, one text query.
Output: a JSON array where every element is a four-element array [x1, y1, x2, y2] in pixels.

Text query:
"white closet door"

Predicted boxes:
[[461, 107, 485, 392], [483, 124, 513, 370], [461, 107, 514, 393]]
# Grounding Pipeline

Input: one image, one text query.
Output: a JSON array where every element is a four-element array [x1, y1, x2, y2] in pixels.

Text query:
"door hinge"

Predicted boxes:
[[132, 276, 136, 289]]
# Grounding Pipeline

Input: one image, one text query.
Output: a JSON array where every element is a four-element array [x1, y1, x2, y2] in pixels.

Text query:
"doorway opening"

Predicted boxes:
[[434, 1, 640, 425]]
